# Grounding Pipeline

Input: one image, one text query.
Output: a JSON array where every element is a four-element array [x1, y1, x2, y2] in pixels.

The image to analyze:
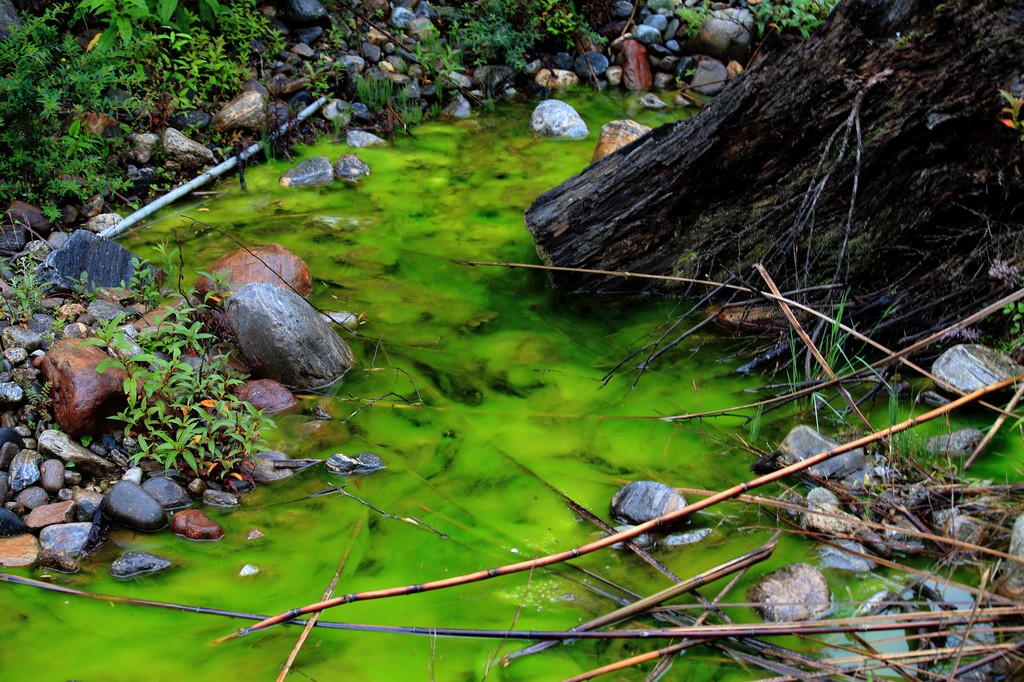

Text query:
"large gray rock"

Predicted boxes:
[[529, 100, 589, 140], [225, 283, 354, 389], [0, 0, 22, 41], [37, 230, 152, 293], [39, 522, 93, 554], [142, 476, 191, 510], [9, 450, 41, 492], [925, 428, 985, 457], [748, 562, 831, 622], [931, 344, 1024, 393], [111, 550, 172, 578], [334, 154, 371, 184], [777, 425, 867, 480], [610, 480, 687, 525], [162, 128, 215, 168], [347, 130, 386, 148], [1000, 513, 1024, 598], [38, 430, 119, 478], [573, 51, 609, 81], [212, 90, 269, 133], [280, 156, 334, 188], [694, 8, 755, 62], [105, 481, 167, 531], [690, 57, 729, 95], [281, 0, 327, 26]]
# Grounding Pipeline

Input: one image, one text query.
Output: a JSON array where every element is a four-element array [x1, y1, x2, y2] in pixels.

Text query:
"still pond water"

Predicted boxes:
[[2, 92, 1020, 681]]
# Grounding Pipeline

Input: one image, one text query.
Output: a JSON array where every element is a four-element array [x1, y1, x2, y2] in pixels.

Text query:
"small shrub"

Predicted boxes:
[[752, 0, 839, 39], [89, 250, 273, 481], [0, 5, 140, 209]]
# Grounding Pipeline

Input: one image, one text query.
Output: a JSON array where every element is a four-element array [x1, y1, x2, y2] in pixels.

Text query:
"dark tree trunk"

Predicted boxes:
[[526, 0, 1024, 337]]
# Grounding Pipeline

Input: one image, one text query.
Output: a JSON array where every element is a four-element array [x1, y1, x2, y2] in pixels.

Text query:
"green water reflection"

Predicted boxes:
[[1, 92, 1021, 681]]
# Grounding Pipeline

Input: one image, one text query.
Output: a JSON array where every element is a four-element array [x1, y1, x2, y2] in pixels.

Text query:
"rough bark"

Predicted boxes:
[[526, 0, 1024, 336]]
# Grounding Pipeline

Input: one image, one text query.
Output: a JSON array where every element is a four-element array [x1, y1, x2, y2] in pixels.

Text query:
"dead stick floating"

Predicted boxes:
[[506, 533, 778, 663], [756, 264, 872, 430], [276, 513, 366, 682], [217, 373, 1024, 643]]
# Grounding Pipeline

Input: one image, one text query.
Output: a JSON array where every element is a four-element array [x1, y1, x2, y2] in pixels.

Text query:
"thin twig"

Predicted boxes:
[[277, 513, 366, 682], [218, 374, 1023, 643]]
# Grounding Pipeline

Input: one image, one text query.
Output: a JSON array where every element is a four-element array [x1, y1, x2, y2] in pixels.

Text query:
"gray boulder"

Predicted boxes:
[[347, 130, 387, 148], [280, 0, 327, 26], [631, 24, 662, 45], [0, 0, 21, 41], [105, 481, 167, 531], [212, 90, 268, 133], [777, 425, 868, 480], [142, 476, 191, 510], [442, 94, 472, 119], [37, 230, 152, 293], [280, 156, 335, 188], [334, 154, 371, 184], [690, 57, 728, 95], [225, 283, 354, 389], [39, 522, 93, 554], [162, 128, 215, 168], [694, 8, 755, 62], [111, 550, 172, 578], [83, 213, 123, 234], [748, 562, 831, 621], [931, 344, 1024, 393], [9, 451, 41, 492], [925, 428, 985, 457], [573, 51, 609, 81], [530, 100, 589, 140], [38, 430, 119, 478], [1000, 513, 1024, 598], [610, 480, 687, 525]]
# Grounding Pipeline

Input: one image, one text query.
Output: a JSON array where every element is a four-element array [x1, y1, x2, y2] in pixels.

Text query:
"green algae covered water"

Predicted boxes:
[[2, 92, 1022, 681]]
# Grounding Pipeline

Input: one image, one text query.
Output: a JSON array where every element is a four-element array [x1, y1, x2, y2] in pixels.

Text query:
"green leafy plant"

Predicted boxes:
[[3, 258, 51, 323], [675, 4, 712, 38], [75, 0, 227, 50], [0, 6, 140, 209], [457, 0, 599, 70], [999, 88, 1024, 142], [88, 251, 273, 481], [752, 0, 839, 39]]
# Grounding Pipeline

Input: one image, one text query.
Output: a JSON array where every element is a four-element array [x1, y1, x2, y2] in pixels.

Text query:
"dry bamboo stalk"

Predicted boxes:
[[276, 513, 366, 682], [218, 373, 1024, 643], [506, 535, 777, 663], [675, 485, 1024, 568], [756, 264, 872, 429], [965, 380, 1024, 468]]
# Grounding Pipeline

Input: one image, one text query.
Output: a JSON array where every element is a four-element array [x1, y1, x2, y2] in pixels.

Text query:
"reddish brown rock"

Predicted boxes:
[[171, 509, 224, 541], [4, 200, 51, 237], [194, 244, 313, 300], [713, 304, 805, 334], [235, 378, 299, 414], [591, 120, 652, 164], [621, 40, 652, 91], [40, 338, 128, 438], [24, 500, 76, 530], [0, 534, 40, 567]]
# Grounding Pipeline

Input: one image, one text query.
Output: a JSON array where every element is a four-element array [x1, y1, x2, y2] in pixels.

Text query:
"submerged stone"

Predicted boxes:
[[748, 562, 831, 622], [111, 550, 172, 578], [610, 480, 686, 526]]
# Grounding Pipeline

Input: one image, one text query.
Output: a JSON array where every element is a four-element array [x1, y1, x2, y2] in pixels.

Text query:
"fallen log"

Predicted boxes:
[[525, 0, 1024, 337]]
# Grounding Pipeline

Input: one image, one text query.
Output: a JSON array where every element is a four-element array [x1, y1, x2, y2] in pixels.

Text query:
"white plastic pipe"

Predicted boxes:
[[99, 96, 329, 240]]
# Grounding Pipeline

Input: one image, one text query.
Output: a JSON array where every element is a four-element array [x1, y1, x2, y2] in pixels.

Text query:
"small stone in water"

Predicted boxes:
[[325, 451, 385, 475], [247, 527, 265, 541], [239, 563, 259, 577]]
